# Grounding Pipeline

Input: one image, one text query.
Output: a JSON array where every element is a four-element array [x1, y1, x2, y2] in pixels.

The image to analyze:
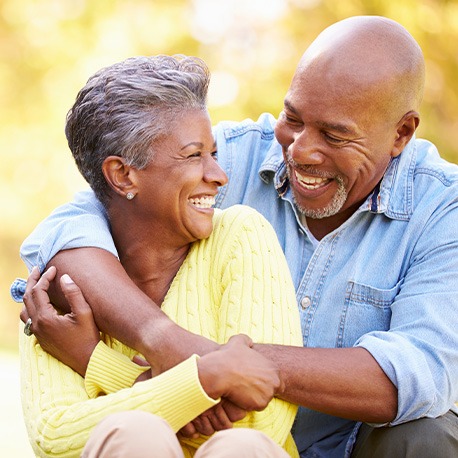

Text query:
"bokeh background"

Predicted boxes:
[[1, 0, 457, 455]]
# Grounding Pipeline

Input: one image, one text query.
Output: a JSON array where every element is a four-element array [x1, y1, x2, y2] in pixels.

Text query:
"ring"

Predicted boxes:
[[24, 318, 33, 336]]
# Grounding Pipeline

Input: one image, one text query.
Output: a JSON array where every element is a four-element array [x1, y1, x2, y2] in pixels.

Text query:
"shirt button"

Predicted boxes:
[[301, 296, 311, 310]]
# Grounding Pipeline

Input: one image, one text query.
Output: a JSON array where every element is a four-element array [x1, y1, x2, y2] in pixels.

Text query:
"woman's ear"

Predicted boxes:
[[102, 156, 137, 199], [391, 111, 420, 158]]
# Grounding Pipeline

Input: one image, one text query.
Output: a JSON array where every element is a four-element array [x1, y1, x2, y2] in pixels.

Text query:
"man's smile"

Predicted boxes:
[[294, 171, 331, 190]]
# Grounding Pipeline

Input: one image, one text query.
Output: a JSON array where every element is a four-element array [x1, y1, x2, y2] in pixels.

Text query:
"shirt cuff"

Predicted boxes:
[[10, 278, 26, 303]]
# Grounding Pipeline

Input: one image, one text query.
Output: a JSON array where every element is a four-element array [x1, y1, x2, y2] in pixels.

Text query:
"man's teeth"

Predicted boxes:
[[294, 171, 329, 189], [189, 196, 215, 208]]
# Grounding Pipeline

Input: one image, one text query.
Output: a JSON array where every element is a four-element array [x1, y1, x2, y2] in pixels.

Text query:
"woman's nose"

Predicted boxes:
[[204, 156, 228, 186]]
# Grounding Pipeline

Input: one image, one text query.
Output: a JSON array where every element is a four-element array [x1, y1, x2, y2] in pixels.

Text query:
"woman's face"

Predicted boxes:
[[132, 109, 228, 246]]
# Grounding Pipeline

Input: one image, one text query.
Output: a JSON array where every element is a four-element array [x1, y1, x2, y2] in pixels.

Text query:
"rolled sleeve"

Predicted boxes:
[[356, 314, 458, 425], [355, 197, 458, 426], [20, 189, 117, 272]]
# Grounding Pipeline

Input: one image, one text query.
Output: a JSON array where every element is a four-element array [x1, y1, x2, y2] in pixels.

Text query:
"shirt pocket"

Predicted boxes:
[[338, 280, 401, 348]]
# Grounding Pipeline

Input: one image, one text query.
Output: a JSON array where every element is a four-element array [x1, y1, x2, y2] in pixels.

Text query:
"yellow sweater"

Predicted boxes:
[[21, 205, 302, 457]]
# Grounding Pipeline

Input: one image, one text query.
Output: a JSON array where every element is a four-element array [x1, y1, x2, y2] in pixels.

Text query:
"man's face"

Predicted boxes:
[[274, 63, 401, 229]]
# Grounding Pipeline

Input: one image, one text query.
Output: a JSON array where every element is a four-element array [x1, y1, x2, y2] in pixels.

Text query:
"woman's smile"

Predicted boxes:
[[188, 194, 216, 209]]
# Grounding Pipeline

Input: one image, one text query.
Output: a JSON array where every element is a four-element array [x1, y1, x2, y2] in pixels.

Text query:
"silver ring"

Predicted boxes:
[[24, 318, 33, 336]]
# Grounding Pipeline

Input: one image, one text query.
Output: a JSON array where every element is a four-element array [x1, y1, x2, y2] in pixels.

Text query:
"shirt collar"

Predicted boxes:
[[363, 136, 417, 220]]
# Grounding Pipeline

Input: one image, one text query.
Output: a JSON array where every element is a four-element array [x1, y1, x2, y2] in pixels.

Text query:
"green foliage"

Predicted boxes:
[[1, 0, 457, 350]]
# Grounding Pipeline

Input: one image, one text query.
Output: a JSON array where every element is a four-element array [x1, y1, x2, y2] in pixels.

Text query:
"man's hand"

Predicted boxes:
[[178, 335, 281, 438], [21, 266, 101, 376], [198, 334, 283, 410]]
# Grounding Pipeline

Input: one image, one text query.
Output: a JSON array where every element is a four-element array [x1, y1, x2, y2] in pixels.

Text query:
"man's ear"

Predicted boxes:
[[391, 111, 420, 158], [102, 156, 137, 198]]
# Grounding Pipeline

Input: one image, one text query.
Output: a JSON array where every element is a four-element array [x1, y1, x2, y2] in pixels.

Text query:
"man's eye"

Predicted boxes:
[[283, 113, 299, 124], [211, 151, 218, 160], [323, 133, 347, 145], [189, 152, 201, 158]]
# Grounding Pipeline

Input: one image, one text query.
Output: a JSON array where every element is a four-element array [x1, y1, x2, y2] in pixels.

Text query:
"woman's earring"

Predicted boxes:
[[126, 192, 135, 200]]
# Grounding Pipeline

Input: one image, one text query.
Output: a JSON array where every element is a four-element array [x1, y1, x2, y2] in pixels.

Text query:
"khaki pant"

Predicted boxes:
[[82, 411, 290, 457]]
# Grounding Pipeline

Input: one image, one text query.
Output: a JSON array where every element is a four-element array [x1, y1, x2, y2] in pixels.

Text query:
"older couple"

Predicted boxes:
[[16, 16, 458, 458]]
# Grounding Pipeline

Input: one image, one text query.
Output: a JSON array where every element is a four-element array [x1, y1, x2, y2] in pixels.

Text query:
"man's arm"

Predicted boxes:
[[46, 248, 219, 373], [255, 344, 397, 424]]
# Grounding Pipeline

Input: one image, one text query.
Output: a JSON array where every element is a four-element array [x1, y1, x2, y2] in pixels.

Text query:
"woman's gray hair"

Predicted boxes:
[[65, 55, 210, 205]]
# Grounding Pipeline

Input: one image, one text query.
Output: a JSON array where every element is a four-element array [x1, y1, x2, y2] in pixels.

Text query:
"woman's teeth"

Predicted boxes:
[[189, 196, 215, 208]]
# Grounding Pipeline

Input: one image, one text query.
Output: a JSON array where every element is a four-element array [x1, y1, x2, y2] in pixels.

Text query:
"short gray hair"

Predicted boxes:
[[65, 55, 210, 205]]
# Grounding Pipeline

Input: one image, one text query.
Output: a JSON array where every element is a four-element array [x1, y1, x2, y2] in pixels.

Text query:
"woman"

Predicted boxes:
[[19, 55, 302, 457]]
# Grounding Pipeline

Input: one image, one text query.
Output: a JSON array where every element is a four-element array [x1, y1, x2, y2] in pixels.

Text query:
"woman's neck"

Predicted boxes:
[[121, 243, 189, 305], [108, 207, 190, 305]]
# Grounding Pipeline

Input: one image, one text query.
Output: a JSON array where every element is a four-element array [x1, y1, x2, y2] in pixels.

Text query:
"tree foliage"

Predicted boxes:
[[1, 0, 457, 349]]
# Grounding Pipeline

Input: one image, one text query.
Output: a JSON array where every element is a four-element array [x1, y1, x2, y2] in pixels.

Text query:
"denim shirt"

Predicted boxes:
[[13, 113, 458, 457]]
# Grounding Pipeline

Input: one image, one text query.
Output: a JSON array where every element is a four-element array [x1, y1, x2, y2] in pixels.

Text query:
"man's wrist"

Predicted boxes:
[[137, 316, 220, 374], [252, 343, 285, 397]]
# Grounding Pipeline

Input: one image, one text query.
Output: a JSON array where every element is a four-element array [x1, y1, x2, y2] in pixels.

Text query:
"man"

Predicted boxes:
[[15, 16, 458, 457]]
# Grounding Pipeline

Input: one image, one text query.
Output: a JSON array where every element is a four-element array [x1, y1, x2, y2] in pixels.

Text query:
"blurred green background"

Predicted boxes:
[[1, 0, 457, 455]]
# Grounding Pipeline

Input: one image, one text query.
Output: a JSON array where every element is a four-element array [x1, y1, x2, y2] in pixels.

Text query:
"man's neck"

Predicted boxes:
[[305, 205, 360, 240]]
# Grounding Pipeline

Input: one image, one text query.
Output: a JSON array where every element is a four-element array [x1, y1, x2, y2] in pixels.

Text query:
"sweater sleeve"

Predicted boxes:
[[20, 325, 218, 458], [84, 341, 150, 397]]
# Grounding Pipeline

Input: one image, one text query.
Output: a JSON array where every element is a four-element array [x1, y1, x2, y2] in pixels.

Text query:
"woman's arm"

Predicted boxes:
[[21, 328, 281, 458], [20, 330, 217, 458]]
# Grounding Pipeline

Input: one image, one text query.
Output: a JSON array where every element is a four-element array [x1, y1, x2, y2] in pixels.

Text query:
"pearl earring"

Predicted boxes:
[[126, 192, 135, 200]]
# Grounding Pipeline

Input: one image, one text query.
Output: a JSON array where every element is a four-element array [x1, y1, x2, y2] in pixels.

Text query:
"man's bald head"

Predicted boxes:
[[295, 16, 425, 122]]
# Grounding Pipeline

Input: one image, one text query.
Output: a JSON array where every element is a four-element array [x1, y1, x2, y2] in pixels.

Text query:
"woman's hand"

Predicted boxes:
[[21, 266, 101, 376], [132, 355, 152, 383], [179, 399, 246, 438]]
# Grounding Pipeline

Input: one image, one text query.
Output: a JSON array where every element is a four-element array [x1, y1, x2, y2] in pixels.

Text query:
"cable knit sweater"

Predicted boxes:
[[20, 205, 302, 457]]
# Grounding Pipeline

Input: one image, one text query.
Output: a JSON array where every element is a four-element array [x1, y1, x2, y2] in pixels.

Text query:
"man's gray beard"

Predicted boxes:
[[292, 175, 347, 220]]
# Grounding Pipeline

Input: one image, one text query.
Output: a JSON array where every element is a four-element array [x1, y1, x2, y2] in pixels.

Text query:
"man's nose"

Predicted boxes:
[[289, 131, 325, 165]]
